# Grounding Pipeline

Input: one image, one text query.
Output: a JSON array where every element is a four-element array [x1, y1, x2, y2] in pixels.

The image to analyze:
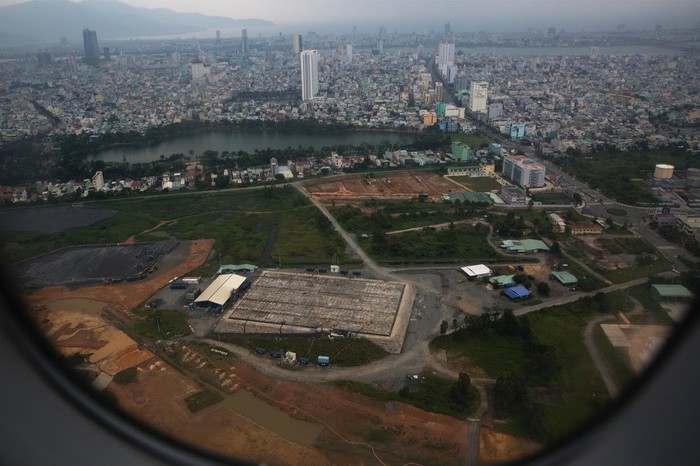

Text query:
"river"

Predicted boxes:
[[90, 129, 413, 163]]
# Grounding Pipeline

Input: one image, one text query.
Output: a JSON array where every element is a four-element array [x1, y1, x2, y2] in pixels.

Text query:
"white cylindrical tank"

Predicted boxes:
[[654, 164, 674, 179]]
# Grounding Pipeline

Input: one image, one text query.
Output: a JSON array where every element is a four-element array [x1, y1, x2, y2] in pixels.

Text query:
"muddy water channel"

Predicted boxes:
[[221, 389, 323, 447]]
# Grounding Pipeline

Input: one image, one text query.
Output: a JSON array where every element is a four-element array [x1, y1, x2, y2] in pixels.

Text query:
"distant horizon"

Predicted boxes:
[[0, 0, 699, 34]]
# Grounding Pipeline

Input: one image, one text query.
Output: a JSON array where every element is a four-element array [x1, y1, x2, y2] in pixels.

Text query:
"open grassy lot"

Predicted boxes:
[[184, 388, 224, 413], [451, 133, 489, 149], [364, 223, 505, 263], [596, 237, 656, 255], [556, 149, 700, 205], [603, 260, 671, 284], [432, 293, 629, 443], [450, 176, 502, 192], [329, 375, 479, 418], [219, 335, 388, 367], [132, 308, 192, 340], [331, 200, 485, 236], [3, 187, 346, 271]]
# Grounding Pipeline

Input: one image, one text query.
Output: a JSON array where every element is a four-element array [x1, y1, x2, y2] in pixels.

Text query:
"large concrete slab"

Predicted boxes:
[[216, 270, 415, 353]]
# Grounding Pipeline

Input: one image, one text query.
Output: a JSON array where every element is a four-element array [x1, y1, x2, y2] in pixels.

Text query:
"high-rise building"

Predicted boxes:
[[437, 43, 455, 67], [292, 34, 303, 54], [379, 26, 387, 40], [344, 43, 353, 63], [444, 22, 451, 35], [190, 60, 210, 82], [590, 46, 600, 58], [300, 50, 319, 101], [82, 29, 99, 66], [435, 82, 444, 103], [241, 29, 249, 54], [502, 155, 546, 188], [103, 47, 110, 61], [469, 81, 488, 113]]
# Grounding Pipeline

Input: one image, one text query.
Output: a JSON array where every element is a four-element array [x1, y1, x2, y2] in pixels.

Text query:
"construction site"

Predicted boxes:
[[215, 270, 415, 354], [306, 172, 463, 203]]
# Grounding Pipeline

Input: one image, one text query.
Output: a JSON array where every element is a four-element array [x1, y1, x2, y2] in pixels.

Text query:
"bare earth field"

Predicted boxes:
[[307, 172, 463, 202]]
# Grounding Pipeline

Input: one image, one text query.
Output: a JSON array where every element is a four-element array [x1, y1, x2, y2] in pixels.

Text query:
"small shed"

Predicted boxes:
[[551, 271, 578, 286], [461, 264, 493, 278], [650, 284, 693, 302], [489, 274, 516, 288], [503, 286, 531, 300]]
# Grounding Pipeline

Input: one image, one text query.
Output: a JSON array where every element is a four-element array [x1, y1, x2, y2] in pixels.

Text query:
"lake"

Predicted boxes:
[[91, 129, 414, 163]]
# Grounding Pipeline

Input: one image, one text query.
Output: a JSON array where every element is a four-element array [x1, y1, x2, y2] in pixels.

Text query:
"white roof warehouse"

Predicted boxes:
[[194, 273, 248, 308]]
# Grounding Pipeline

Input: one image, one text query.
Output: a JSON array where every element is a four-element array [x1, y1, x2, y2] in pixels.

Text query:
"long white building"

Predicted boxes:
[[469, 81, 489, 112], [300, 50, 319, 101], [502, 155, 546, 188]]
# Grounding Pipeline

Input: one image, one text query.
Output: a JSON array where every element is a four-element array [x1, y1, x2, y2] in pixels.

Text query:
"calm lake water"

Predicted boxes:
[[91, 129, 413, 163]]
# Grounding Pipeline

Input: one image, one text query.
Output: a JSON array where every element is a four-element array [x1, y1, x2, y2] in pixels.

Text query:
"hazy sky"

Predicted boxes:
[[1, 0, 699, 31]]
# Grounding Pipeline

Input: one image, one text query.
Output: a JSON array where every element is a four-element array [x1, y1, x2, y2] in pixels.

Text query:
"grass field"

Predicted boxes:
[[218, 335, 388, 367], [184, 388, 224, 413], [603, 260, 671, 284], [451, 133, 489, 149], [450, 176, 502, 192], [132, 308, 192, 340], [432, 295, 627, 442], [329, 376, 479, 418], [365, 223, 504, 263], [5, 187, 348, 272], [596, 237, 656, 255]]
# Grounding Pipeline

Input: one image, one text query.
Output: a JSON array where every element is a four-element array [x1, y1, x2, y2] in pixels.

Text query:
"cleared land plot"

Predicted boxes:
[[14, 241, 179, 287], [307, 172, 460, 201], [220, 270, 406, 336], [0, 205, 117, 234]]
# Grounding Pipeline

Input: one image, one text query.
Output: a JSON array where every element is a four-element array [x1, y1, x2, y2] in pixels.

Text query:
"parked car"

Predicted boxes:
[[255, 347, 267, 355]]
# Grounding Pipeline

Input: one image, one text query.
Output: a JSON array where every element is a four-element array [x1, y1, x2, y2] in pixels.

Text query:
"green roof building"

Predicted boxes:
[[551, 271, 578, 286], [217, 264, 258, 275], [500, 239, 550, 253], [650, 284, 693, 302], [489, 274, 516, 288]]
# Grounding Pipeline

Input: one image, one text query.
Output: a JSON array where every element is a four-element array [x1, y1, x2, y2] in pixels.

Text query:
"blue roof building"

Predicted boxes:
[[503, 286, 531, 300]]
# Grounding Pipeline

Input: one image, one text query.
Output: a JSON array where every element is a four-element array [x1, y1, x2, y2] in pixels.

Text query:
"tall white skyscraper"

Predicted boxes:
[[300, 50, 319, 101], [469, 81, 489, 112], [344, 43, 353, 63], [437, 42, 455, 67]]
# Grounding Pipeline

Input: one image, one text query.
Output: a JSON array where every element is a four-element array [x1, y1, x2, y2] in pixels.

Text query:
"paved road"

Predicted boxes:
[[583, 315, 619, 397], [513, 277, 649, 316]]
